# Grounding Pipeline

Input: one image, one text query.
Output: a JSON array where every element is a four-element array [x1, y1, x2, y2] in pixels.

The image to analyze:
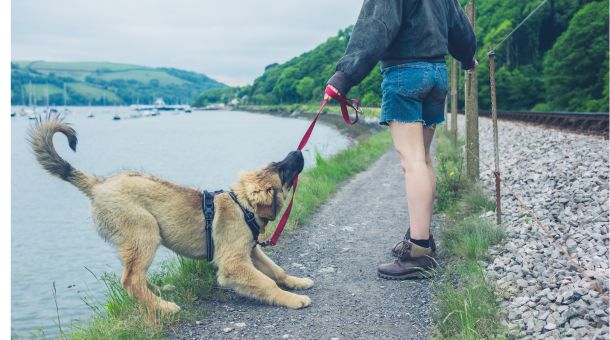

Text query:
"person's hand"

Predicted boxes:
[[324, 85, 341, 102], [468, 58, 479, 74]]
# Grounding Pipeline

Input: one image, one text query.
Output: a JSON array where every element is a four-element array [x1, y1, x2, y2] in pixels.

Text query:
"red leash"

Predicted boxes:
[[262, 86, 361, 246]]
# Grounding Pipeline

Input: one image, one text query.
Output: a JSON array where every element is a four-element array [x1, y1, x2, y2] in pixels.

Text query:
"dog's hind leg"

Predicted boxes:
[[217, 259, 311, 309], [118, 215, 181, 314], [251, 246, 314, 290]]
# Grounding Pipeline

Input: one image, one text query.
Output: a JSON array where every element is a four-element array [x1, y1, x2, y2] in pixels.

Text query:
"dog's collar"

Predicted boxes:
[[228, 191, 262, 243]]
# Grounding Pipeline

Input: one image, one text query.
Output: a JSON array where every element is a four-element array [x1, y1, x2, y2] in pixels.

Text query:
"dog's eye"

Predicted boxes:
[[266, 188, 273, 193]]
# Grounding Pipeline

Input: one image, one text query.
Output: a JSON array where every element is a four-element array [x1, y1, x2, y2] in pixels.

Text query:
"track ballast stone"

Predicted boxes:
[[171, 150, 435, 339], [458, 116, 609, 339]]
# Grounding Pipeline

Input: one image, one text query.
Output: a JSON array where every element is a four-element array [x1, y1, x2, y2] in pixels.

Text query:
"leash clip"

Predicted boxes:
[[257, 240, 272, 248]]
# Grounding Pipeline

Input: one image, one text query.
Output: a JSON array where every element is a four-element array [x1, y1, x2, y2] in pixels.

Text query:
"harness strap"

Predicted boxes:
[[228, 191, 262, 244], [202, 190, 223, 262], [262, 85, 361, 247]]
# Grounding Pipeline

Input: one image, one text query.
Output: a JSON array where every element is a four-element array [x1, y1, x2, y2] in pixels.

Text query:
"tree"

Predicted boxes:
[[296, 77, 315, 102], [272, 67, 300, 103], [543, 1, 609, 111]]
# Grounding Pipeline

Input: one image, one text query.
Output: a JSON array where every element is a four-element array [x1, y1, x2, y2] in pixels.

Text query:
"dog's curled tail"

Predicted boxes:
[[28, 117, 98, 197]]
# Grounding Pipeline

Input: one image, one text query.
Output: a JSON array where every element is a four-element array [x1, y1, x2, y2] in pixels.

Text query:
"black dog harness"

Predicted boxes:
[[202, 190, 262, 262]]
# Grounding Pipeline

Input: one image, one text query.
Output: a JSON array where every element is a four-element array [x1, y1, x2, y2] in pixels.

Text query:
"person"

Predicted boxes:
[[325, 0, 477, 279]]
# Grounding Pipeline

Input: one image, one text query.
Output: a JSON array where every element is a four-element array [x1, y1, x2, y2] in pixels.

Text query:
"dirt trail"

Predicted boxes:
[[172, 150, 436, 340]]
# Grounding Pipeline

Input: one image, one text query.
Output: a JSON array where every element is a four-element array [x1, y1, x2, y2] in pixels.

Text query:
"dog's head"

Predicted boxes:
[[236, 150, 304, 221]]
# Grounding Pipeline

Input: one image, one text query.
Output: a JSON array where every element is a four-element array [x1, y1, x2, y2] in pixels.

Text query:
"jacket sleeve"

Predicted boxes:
[[327, 0, 404, 95], [447, 0, 477, 70]]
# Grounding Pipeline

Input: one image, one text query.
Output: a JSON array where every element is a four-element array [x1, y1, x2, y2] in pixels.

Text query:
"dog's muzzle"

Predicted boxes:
[[277, 150, 304, 187]]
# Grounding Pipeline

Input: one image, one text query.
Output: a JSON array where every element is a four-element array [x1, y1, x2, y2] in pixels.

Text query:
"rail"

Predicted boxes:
[[460, 110, 609, 137]]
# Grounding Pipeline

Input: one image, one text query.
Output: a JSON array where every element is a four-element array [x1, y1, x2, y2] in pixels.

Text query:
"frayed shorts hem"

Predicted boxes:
[[380, 118, 444, 129]]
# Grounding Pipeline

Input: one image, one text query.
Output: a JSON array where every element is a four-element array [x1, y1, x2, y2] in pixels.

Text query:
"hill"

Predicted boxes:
[[11, 61, 226, 106], [249, 27, 383, 107], [195, 0, 608, 112]]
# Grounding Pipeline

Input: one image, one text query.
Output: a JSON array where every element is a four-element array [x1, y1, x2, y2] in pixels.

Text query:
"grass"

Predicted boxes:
[[26, 60, 146, 72], [22, 84, 63, 102], [65, 257, 217, 339], [432, 126, 506, 339], [66, 83, 122, 102], [94, 69, 187, 86], [62, 129, 394, 339]]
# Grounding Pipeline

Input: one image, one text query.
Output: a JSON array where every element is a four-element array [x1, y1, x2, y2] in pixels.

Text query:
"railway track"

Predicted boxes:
[[476, 110, 609, 137]]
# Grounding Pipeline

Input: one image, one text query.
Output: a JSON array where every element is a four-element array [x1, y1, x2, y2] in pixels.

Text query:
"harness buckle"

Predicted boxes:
[[245, 211, 257, 226]]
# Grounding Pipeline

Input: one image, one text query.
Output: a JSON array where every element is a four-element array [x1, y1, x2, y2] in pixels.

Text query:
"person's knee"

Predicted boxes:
[[399, 158, 428, 176]]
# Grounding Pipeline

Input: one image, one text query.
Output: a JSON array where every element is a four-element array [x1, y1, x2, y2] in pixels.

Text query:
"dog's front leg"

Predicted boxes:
[[217, 259, 311, 309], [251, 246, 314, 290]]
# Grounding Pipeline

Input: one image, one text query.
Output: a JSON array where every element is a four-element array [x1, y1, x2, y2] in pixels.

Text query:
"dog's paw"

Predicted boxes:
[[159, 301, 181, 314], [284, 276, 314, 290], [284, 293, 311, 309]]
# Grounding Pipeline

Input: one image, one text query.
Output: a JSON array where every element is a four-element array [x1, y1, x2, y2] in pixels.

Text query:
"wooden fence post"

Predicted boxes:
[[488, 46, 502, 225], [451, 58, 458, 144], [444, 94, 449, 129], [464, 1, 479, 181]]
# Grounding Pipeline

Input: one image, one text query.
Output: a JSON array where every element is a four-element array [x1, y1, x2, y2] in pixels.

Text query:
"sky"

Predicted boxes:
[[11, 0, 362, 86]]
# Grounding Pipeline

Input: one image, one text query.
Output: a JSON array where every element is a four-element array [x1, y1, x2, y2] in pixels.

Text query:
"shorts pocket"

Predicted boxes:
[[398, 67, 430, 99]]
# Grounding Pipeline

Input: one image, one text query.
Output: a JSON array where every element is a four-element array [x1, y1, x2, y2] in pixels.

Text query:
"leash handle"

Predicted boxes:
[[324, 85, 360, 125]]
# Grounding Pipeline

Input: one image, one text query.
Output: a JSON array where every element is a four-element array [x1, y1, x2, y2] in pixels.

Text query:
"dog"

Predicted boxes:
[[29, 118, 314, 313]]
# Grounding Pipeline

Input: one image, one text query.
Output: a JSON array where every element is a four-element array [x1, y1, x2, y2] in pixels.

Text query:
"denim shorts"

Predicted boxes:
[[380, 61, 448, 128]]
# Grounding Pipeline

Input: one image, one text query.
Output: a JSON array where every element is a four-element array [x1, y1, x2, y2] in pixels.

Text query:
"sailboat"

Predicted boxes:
[[87, 101, 95, 118], [24, 82, 37, 119], [61, 84, 71, 115], [18, 86, 27, 117], [42, 83, 58, 118]]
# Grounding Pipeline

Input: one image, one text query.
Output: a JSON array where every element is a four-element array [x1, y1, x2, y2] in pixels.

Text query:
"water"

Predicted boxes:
[[11, 106, 349, 337]]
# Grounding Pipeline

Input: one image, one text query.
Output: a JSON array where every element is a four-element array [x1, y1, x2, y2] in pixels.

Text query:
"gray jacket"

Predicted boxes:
[[328, 0, 477, 96]]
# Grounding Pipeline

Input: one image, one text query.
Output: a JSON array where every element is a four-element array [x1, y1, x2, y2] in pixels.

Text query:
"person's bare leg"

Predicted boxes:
[[423, 126, 436, 226], [389, 121, 435, 241]]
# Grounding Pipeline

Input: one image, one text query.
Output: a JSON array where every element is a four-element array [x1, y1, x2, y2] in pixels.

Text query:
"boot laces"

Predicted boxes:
[[397, 240, 413, 258]]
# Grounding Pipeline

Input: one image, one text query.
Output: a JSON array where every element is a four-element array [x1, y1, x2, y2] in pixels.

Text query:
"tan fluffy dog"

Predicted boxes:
[[29, 119, 313, 314]]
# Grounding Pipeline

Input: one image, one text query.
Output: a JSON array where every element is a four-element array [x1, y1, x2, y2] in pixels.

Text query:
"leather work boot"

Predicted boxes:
[[391, 230, 436, 257], [379, 240, 437, 280]]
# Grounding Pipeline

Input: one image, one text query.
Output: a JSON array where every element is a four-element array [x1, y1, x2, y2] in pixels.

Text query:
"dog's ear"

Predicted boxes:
[[241, 171, 280, 220]]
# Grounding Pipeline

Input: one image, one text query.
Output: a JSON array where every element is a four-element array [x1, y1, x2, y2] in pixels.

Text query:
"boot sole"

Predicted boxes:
[[377, 270, 432, 280]]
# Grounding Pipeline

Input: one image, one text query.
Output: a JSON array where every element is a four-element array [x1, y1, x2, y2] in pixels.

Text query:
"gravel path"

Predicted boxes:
[[171, 150, 436, 340], [459, 116, 610, 339]]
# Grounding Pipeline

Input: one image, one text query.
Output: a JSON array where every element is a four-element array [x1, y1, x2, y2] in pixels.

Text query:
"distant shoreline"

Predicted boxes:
[[236, 105, 383, 142]]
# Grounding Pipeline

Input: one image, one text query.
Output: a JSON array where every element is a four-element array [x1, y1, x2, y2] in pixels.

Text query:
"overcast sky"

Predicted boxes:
[[12, 1, 362, 86]]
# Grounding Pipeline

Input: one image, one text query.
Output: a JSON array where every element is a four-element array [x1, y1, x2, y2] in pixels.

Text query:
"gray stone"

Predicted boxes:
[[544, 323, 557, 331], [570, 319, 589, 328], [566, 239, 577, 251], [318, 267, 335, 274]]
